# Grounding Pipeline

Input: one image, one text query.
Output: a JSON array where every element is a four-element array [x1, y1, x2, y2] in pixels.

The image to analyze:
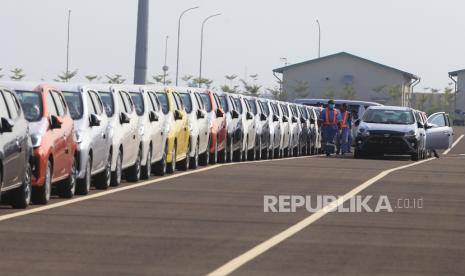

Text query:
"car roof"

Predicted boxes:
[[295, 98, 382, 106], [367, 105, 412, 111]]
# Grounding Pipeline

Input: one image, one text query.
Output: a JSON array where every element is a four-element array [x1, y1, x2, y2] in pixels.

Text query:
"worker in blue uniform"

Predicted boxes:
[[318, 100, 342, 157], [337, 103, 352, 155]]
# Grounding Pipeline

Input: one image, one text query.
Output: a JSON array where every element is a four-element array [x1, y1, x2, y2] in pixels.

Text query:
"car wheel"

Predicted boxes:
[[58, 157, 76, 199], [190, 140, 199, 169], [179, 140, 191, 171], [210, 139, 218, 165], [227, 136, 233, 163], [354, 149, 364, 159], [411, 148, 420, 161], [127, 148, 142, 182], [167, 143, 176, 174], [76, 158, 91, 195], [141, 147, 152, 180], [233, 138, 242, 162], [111, 151, 123, 187], [32, 160, 52, 205], [154, 144, 168, 176], [199, 138, 210, 166], [218, 139, 227, 164], [96, 152, 112, 190], [10, 162, 32, 209]]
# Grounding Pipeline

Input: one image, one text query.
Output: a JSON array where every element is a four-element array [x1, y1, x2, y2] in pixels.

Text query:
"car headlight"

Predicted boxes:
[[405, 130, 416, 137], [31, 134, 43, 148], [358, 128, 370, 137], [75, 131, 83, 144]]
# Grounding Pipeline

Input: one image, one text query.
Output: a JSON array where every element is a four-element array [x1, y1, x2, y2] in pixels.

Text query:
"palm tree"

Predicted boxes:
[[55, 69, 78, 82], [10, 68, 26, 81], [240, 79, 261, 96], [105, 74, 126, 84], [85, 75, 99, 83], [0, 68, 3, 79]]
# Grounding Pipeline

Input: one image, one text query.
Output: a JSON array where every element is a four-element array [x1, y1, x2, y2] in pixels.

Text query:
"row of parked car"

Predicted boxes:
[[0, 81, 323, 209]]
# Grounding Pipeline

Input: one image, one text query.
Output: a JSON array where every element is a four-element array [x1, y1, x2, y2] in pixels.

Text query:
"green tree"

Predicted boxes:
[[193, 77, 213, 88], [105, 74, 126, 84], [323, 88, 335, 100], [10, 68, 26, 81], [55, 69, 78, 82], [373, 85, 402, 105], [293, 80, 309, 99], [240, 79, 261, 96], [85, 75, 99, 83], [342, 85, 357, 100], [268, 86, 288, 101]]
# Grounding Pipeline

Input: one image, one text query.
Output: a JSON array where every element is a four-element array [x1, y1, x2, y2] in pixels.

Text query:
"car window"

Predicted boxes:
[[0, 91, 11, 119], [247, 99, 258, 115], [233, 98, 243, 114], [219, 95, 229, 112], [117, 91, 128, 113], [213, 94, 221, 109], [16, 91, 43, 122], [259, 101, 269, 116], [63, 91, 83, 119], [148, 92, 160, 112], [46, 92, 58, 117], [281, 104, 289, 117], [98, 91, 114, 117], [122, 92, 134, 114], [363, 109, 415, 125], [51, 91, 66, 117], [130, 92, 145, 116], [194, 92, 204, 110], [90, 91, 103, 115], [86, 91, 98, 115], [156, 92, 169, 114], [179, 93, 193, 113], [3, 91, 20, 119], [428, 114, 446, 127], [199, 93, 212, 112], [172, 93, 182, 110]]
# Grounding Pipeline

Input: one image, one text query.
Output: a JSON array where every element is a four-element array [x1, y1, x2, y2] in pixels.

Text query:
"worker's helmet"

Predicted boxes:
[[328, 99, 335, 105]]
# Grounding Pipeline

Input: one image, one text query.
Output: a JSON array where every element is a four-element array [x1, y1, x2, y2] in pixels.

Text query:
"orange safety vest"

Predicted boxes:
[[324, 108, 337, 125], [341, 111, 349, 128]]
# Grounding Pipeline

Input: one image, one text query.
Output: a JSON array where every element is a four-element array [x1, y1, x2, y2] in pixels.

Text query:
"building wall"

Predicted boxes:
[[456, 71, 465, 113], [281, 55, 411, 105]]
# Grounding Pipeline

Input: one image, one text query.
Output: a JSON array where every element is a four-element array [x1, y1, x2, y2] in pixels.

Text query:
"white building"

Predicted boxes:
[[273, 52, 420, 106], [448, 69, 465, 113]]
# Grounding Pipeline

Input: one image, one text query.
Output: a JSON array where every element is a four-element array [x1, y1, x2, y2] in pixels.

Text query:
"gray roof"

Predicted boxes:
[[449, 69, 465, 76], [273, 52, 419, 80]]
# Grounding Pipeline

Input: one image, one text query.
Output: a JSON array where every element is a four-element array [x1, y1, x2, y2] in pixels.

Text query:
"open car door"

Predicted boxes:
[[426, 112, 454, 150]]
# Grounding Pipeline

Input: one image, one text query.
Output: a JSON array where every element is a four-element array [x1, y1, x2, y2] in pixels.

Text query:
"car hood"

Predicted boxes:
[[360, 122, 416, 133]]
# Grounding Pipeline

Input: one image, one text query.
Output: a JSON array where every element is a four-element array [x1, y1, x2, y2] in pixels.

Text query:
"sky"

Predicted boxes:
[[1, 0, 464, 92]]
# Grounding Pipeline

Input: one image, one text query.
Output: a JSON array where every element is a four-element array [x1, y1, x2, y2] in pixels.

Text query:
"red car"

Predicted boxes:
[[197, 90, 227, 164], [14, 83, 77, 204]]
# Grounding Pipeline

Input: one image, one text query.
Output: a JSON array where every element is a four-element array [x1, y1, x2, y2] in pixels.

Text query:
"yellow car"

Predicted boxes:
[[155, 88, 191, 174]]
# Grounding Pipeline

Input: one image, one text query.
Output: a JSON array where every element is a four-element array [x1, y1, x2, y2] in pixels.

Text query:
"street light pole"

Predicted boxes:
[[176, 6, 199, 86], [66, 10, 71, 76], [316, 20, 321, 58], [134, 0, 149, 84], [163, 36, 169, 85], [199, 13, 221, 88]]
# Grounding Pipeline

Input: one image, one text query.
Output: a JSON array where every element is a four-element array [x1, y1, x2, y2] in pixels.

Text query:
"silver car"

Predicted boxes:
[[59, 84, 112, 194], [230, 94, 256, 161]]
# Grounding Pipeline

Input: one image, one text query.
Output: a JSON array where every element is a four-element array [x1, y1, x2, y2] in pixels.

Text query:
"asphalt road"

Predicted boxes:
[[0, 127, 464, 276]]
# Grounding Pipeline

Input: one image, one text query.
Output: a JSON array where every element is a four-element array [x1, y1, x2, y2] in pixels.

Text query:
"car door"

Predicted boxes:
[[87, 90, 106, 171], [173, 92, 188, 155], [120, 91, 138, 165], [426, 112, 454, 150], [0, 90, 22, 187], [46, 91, 67, 179], [146, 91, 164, 155]]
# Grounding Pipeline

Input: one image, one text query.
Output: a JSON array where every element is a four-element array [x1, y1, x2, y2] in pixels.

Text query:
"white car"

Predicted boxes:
[[219, 92, 241, 162], [245, 96, 270, 160], [177, 87, 210, 169], [96, 85, 142, 186], [288, 103, 303, 156], [258, 98, 280, 159], [230, 94, 256, 161], [126, 85, 169, 179], [58, 83, 113, 193], [426, 112, 454, 150], [278, 102, 292, 157]]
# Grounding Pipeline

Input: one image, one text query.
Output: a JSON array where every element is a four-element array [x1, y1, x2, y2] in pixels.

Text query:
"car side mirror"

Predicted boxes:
[[196, 109, 205, 119], [246, 112, 253, 120], [174, 110, 184, 121], [120, 112, 131, 124], [354, 119, 361, 127], [0, 117, 14, 133], [273, 114, 279, 122], [291, 116, 298, 123], [231, 110, 239, 119], [50, 115, 63, 129], [149, 110, 159, 122], [216, 109, 224, 118], [417, 122, 424, 129], [260, 113, 267, 121], [89, 114, 101, 127], [300, 117, 306, 124], [282, 116, 288, 123]]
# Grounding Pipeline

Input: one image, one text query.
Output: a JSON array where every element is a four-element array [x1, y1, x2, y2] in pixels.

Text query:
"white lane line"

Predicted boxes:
[[207, 158, 435, 276], [0, 154, 322, 222], [443, 134, 464, 155]]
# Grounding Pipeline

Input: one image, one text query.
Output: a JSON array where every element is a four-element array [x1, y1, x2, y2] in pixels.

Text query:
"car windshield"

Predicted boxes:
[[15, 90, 43, 122], [62, 91, 83, 120], [179, 93, 193, 113], [98, 91, 115, 117], [130, 92, 144, 116], [156, 92, 169, 114], [363, 109, 415, 125], [248, 99, 258, 115], [199, 93, 212, 112], [219, 95, 229, 112]]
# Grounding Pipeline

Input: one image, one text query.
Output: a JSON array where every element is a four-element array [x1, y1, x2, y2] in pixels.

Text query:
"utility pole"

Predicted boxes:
[[199, 13, 221, 88], [163, 36, 169, 85], [134, 0, 149, 84], [316, 20, 321, 58]]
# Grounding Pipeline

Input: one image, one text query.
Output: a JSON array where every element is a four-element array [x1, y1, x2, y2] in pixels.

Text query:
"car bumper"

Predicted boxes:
[[355, 135, 419, 155]]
